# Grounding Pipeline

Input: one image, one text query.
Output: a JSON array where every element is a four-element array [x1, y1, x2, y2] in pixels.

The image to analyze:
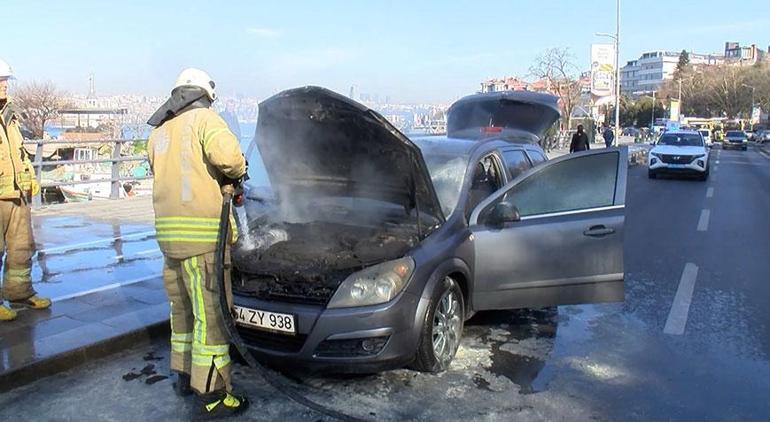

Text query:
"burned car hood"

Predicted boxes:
[[446, 91, 560, 140], [256, 86, 444, 221]]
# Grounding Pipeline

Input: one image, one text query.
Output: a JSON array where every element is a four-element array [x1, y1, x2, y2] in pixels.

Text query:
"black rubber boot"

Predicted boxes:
[[194, 390, 250, 421], [173, 372, 192, 397]]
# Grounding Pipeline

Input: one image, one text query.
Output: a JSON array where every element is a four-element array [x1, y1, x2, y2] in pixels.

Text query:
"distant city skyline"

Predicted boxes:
[[4, 0, 769, 103]]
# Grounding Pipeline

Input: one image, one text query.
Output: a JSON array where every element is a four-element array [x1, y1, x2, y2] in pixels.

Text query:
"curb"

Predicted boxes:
[[0, 319, 170, 394]]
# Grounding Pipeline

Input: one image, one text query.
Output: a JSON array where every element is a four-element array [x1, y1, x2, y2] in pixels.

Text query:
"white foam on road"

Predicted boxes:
[[664, 263, 700, 335], [706, 187, 714, 198], [697, 209, 711, 232]]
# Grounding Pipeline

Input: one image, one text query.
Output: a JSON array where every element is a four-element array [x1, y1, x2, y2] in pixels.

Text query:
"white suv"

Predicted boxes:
[[649, 130, 710, 181], [698, 129, 712, 147]]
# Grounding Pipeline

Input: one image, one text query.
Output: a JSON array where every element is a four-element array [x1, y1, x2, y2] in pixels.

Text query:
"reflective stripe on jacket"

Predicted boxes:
[[0, 102, 37, 200], [148, 108, 246, 259]]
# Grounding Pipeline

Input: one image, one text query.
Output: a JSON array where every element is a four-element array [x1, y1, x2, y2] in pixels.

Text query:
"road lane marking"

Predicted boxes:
[[759, 149, 770, 160], [716, 160, 720, 164], [706, 187, 714, 198], [697, 209, 710, 232], [37, 230, 156, 255], [664, 263, 699, 335], [51, 274, 162, 303]]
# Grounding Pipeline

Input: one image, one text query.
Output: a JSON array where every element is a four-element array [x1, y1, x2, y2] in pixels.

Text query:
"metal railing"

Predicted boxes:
[[22, 139, 151, 207]]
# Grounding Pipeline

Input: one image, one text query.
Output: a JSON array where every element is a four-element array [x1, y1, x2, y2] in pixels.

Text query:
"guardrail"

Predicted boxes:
[[22, 139, 150, 207]]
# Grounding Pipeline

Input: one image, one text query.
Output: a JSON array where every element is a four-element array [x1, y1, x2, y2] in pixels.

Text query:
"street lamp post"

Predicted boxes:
[[742, 83, 756, 131], [596, 0, 621, 145]]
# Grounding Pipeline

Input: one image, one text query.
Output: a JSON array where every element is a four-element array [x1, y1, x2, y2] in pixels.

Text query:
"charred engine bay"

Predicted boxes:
[[232, 221, 418, 304]]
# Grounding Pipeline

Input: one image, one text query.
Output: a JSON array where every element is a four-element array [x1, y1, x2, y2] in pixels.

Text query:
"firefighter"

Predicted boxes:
[[0, 59, 50, 321], [147, 68, 248, 419]]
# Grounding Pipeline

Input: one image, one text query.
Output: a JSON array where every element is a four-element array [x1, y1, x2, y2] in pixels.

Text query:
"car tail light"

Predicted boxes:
[[481, 126, 503, 133]]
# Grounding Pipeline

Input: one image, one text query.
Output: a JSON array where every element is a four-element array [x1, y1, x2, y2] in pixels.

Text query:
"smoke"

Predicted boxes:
[[233, 93, 430, 282]]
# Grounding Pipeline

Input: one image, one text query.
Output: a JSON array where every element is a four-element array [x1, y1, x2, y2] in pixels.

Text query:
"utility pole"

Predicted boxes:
[[614, 0, 621, 142], [742, 83, 756, 131], [651, 90, 656, 132], [597, 0, 622, 144]]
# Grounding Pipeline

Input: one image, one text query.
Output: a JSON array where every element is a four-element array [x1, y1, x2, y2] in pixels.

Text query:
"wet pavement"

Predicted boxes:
[[30, 197, 161, 300], [2, 143, 770, 420]]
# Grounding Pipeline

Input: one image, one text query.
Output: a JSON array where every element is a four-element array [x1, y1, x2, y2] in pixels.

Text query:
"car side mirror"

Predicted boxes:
[[486, 201, 521, 227]]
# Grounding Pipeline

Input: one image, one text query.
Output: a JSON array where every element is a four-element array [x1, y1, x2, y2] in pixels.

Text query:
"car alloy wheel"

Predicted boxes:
[[432, 285, 463, 365], [411, 275, 465, 372]]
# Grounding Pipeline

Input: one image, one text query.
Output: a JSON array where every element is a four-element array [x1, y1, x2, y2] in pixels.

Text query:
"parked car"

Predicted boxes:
[[648, 130, 710, 181], [698, 129, 713, 147], [231, 87, 627, 373], [755, 129, 770, 144], [723, 130, 748, 150]]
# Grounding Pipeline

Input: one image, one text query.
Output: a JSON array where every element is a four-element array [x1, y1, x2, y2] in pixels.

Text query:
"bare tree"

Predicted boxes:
[[529, 47, 582, 129], [13, 81, 67, 138]]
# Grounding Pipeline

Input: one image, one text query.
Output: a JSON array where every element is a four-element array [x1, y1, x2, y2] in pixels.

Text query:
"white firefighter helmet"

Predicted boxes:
[[0, 59, 14, 80], [174, 68, 216, 101]]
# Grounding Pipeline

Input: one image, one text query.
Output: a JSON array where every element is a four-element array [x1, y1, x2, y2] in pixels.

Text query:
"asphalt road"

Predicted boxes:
[[2, 144, 769, 421]]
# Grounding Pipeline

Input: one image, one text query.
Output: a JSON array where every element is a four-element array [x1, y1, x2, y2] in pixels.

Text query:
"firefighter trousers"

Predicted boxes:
[[0, 198, 36, 302], [163, 252, 233, 394]]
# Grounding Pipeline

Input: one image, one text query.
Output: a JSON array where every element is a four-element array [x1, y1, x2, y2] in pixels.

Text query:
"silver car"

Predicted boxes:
[[723, 130, 748, 150], [231, 88, 627, 373]]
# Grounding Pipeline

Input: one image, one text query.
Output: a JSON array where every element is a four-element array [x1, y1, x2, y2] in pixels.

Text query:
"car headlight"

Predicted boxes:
[[327, 257, 415, 308], [693, 154, 706, 159]]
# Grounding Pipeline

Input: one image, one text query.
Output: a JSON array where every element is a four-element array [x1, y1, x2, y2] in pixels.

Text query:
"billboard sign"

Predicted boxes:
[[669, 99, 681, 122], [752, 106, 762, 125], [591, 44, 615, 97]]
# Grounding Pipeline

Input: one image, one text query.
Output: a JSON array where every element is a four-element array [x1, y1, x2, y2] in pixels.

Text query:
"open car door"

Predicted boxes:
[[469, 148, 627, 310]]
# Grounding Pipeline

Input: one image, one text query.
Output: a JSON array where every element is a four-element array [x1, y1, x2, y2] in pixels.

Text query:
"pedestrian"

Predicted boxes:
[[570, 124, 590, 153], [147, 68, 249, 420], [602, 124, 615, 148], [0, 58, 51, 321]]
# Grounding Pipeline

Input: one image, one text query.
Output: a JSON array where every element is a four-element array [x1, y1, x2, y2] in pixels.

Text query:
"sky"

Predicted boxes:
[[3, 0, 769, 103]]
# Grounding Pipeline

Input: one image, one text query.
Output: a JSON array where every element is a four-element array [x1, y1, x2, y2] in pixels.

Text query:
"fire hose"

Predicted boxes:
[[215, 184, 367, 422]]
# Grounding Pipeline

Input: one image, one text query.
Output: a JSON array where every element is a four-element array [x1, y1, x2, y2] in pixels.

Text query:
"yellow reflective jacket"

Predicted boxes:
[[0, 102, 38, 200], [148, 107, 246, 259]]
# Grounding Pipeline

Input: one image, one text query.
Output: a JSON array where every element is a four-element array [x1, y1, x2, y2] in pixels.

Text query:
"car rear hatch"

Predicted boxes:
[[446, 91, 561, 140]]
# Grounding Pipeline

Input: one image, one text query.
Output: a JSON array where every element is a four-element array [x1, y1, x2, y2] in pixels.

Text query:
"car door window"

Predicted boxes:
[[526, 150, 547, 165], [501, 149, 532, 180], [477, 151, 620, 222], [466, 154, 504, 217]]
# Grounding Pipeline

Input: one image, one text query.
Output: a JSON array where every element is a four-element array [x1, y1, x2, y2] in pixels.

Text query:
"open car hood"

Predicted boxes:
[[256, 86, 444, 221], [446, 91, 561, 140]]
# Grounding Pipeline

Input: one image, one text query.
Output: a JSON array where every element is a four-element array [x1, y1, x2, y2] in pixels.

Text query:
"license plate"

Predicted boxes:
[[232, 305, 296, 335], [669, 164, 686, 168]]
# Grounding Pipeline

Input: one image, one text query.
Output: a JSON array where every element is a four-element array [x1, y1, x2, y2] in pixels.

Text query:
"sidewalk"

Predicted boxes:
[[0, 277, 168, 392], [1, 197, 169, 393]]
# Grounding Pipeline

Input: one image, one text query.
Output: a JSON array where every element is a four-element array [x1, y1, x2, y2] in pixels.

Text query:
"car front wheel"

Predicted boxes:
[[411, 276, 465, 373]]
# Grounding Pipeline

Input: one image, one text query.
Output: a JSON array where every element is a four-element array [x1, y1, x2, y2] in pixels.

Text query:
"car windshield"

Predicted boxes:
[[657, 134, 703, 146], [412, 137, 474, 217], [726, 131, 744, 137]]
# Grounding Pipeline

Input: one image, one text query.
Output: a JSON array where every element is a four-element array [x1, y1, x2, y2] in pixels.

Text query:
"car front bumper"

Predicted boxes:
[[231, 288, 425, 373], [723, 140, 748, 149], [649, 157, 708, 174]]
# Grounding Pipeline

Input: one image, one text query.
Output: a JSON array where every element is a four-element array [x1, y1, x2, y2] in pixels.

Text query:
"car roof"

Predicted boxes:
[[410, 134, 542, 158], [663, 130, 702, 136]]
